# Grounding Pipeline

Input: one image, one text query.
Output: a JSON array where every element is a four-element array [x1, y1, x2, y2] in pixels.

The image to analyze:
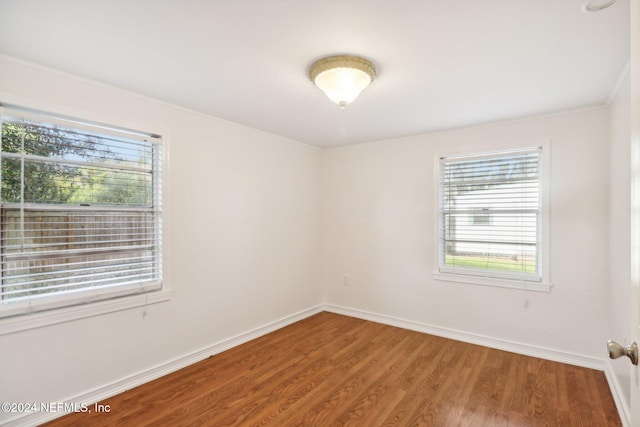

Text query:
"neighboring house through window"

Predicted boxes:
[[436, 145, 550, 290]]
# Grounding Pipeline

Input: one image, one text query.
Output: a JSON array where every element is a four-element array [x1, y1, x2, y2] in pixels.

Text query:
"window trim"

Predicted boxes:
[[0, 288, 171, 335], [432, 140, 552, 292], [0, 102, 170, 334]]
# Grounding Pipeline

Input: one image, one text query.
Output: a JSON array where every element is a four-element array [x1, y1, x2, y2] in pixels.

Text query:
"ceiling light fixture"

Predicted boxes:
[[309, 55, 376, 109]]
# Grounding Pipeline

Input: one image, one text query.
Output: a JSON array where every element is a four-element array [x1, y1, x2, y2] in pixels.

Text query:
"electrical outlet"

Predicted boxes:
[[343, 273, 349, 286]]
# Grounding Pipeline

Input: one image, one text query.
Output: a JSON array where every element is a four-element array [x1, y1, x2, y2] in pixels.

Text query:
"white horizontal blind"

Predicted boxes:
[[0, 106, 162, 317], [439, 147, 541, 282]]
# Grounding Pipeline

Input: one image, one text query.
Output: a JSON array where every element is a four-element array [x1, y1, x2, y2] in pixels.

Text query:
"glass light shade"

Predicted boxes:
[[309, 56, 376, 109], [314, 67, 372, 108]]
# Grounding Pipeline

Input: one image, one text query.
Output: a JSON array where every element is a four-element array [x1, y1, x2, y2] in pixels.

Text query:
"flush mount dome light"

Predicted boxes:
[[309, 55, 376, 109]]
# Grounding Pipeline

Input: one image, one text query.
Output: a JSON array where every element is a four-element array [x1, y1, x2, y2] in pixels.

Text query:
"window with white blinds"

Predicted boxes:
[[438, 147, 542, 282], [0, 105, 162, 318]]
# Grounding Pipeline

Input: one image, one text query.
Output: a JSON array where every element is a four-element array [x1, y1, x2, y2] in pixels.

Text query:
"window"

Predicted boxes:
[[471, 210, 491, 226], [437, 146, 547, 286], [0, 105, 163, 319]]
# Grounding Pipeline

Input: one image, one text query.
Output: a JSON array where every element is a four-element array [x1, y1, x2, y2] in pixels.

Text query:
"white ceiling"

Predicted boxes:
[[0, 0, 630, 148]]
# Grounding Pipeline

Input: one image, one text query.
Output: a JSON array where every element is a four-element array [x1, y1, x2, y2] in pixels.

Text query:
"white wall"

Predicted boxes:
[[608, 70, 632, 413], [321, 107, 611, 359], [0, 56, 322, 423]]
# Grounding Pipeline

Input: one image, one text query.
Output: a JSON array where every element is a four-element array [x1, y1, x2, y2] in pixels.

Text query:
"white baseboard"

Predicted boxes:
[[604, 359, 631, 427], [323, 304, 604, 370], [1, 305, 324, 427]]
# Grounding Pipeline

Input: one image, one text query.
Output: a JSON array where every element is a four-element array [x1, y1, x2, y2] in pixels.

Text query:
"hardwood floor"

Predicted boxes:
[[43, 312, 621, 426]]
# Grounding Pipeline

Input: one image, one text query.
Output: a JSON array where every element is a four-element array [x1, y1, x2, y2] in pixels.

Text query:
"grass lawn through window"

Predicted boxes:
[[445, 254, 536, 274]]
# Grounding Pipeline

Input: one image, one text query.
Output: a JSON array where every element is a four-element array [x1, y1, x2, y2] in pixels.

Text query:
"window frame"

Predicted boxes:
[[0, 103, 170, 334], [433, 141, 552, 292]]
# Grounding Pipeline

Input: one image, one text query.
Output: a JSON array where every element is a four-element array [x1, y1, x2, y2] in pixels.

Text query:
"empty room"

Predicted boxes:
[[0, 0, 639, 426]]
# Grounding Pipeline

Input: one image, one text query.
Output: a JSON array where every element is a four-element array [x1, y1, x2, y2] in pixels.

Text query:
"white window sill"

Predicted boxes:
[[0, 289, 171, 335], [433, 271, 552, 292]]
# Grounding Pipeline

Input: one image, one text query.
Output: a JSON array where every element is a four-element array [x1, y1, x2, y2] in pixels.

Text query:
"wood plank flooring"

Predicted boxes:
[[43, 312, 621, 426]]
